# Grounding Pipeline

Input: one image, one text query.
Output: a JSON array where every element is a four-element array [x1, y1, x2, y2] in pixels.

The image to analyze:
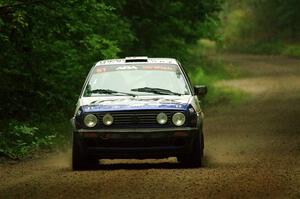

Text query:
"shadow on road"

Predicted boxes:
[[71, 156, 216, 171], [96, 162, 183, 170]]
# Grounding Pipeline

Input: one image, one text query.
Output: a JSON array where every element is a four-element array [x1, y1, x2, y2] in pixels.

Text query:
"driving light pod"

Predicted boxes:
[[156, 112, 168, 125], [84, 114, 98, 128], [103, 113, 114, 126], [172, 112, 186, 126]]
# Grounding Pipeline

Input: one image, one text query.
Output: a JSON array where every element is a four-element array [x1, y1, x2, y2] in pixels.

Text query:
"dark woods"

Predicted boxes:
[[1, 0, 298, 158], [0, 0, 222, 158], [0, 0, 222, 122]]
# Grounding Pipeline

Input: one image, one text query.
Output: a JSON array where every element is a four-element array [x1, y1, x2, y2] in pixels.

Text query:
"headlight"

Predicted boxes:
[[84, 114, 98, 128], [172, 112, 186, 126], [103, 113, 114, 126], [156, 112, 168, 125]]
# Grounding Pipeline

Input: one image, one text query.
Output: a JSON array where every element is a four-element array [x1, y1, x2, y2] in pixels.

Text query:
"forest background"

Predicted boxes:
[[0, 0, 299, 159]]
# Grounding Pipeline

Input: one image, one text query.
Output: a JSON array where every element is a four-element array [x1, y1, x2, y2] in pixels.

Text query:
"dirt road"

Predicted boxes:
[[1, 54, 300, 199]]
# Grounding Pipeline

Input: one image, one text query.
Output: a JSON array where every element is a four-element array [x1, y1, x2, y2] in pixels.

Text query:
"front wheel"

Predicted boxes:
[[177, 132, 203, 168], [72, 133, 98, 170]]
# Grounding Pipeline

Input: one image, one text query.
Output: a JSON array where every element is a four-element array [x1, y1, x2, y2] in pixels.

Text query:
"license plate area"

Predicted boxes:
[[83, 132, 175, 148]]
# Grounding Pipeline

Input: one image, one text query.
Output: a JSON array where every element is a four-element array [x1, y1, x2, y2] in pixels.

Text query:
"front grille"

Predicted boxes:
[[84, 138, 174, 148], [93, 110, 185, 128]]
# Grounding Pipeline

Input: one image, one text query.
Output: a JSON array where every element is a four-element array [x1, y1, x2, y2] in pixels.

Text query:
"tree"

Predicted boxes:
[[106, 0, 223, 58], [0, 0, 134, 120], [0, 0, 223, 122]]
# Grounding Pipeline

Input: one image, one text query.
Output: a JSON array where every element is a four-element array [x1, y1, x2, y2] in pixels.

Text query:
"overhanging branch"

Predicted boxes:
[[0, 0, 45, 9]]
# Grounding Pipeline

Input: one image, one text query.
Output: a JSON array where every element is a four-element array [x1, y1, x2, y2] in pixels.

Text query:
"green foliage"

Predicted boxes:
[[283, 45, 300, 58], [106, 0, 223, 58], [187, 43, 244, 106], [221, 8, 255, 50], [188, 40, 241, 78], [0, 0, 224, 158], [0, 121, 56, 159], [249, 0, 300, 41], [0, 0, 222, 121], [196, 39, 218, 57], [0, 0, 134, 120], [222, 0, 300, 55], [189, 64, 246, 106], [237, 41, 284, 55]]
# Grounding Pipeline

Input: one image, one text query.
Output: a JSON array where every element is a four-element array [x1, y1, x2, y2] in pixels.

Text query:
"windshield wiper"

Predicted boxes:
[[131, 87, 182, 96], [89, 89, 136, 97]]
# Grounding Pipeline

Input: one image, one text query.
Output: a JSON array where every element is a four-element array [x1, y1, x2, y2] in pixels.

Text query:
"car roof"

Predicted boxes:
[[95, 57, 178, 66]]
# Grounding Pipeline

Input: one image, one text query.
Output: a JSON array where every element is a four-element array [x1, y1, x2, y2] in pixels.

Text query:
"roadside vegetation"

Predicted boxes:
[[4, 0, 300, 159], [0, 0, 225, 159], [221, 0, 300, 58], [5, 0, 300, 159], [5, 0, 295, 159]]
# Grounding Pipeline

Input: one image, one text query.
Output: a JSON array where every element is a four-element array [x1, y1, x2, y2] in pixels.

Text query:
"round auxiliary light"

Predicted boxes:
[[156, 112, 168, 125], [172, 112, 186, 126], [84, 114, 98, 128], [103, 113, 114, 126]]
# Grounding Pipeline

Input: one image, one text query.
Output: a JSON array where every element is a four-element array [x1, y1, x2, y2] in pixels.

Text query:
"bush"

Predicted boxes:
[[0, 0, 224, 159], [189, 66, 245, 106], [221, 0, 300, 55], [0, 121, 56, 159], [283, 45, 300, 58], [186, 42, 245, 106], [243, 41, 284, 55]]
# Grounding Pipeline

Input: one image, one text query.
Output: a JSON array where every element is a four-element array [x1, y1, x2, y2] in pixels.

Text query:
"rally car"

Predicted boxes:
[[71, 57, 207, 170]]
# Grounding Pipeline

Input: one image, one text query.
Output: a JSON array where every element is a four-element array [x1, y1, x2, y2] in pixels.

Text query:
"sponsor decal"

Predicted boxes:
[[95, 68, 107, 73], [82, 103, 187, 112], [94, 64, 177, 74], [116, 66, 138, 70], [143, 65, 175, 71]]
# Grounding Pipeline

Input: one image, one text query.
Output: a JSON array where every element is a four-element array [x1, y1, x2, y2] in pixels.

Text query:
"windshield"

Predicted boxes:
[[83, 64, 190, 97]]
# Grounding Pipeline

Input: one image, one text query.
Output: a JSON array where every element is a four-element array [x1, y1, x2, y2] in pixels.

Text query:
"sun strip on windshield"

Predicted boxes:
[[95, 64, 177, 73]]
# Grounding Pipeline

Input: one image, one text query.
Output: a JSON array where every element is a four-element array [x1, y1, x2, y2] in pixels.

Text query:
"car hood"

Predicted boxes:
[[79, 95, 192, 112]]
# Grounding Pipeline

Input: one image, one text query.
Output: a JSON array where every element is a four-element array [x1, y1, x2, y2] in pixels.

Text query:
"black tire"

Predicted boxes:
[[201, 133, 204, 157], [177, 132, 204, 168], [72, 133, 98, 171]]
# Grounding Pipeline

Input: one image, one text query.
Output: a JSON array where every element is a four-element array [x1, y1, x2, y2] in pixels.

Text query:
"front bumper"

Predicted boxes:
[[75, 127, 199, 159]]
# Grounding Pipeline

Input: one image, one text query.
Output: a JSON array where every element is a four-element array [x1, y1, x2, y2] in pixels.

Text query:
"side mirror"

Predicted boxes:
[[194, 85, 207, 97]]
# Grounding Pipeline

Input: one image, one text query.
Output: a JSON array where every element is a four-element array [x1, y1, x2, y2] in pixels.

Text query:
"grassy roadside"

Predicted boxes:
[[187, 41, 247, 107], [0, 118, 72, 161], [225, 41, 300, 59], [221, 5, 300, 59]]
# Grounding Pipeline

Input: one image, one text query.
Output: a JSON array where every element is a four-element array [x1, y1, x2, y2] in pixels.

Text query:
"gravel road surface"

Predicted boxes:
[[1, 54, 300, 199]]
